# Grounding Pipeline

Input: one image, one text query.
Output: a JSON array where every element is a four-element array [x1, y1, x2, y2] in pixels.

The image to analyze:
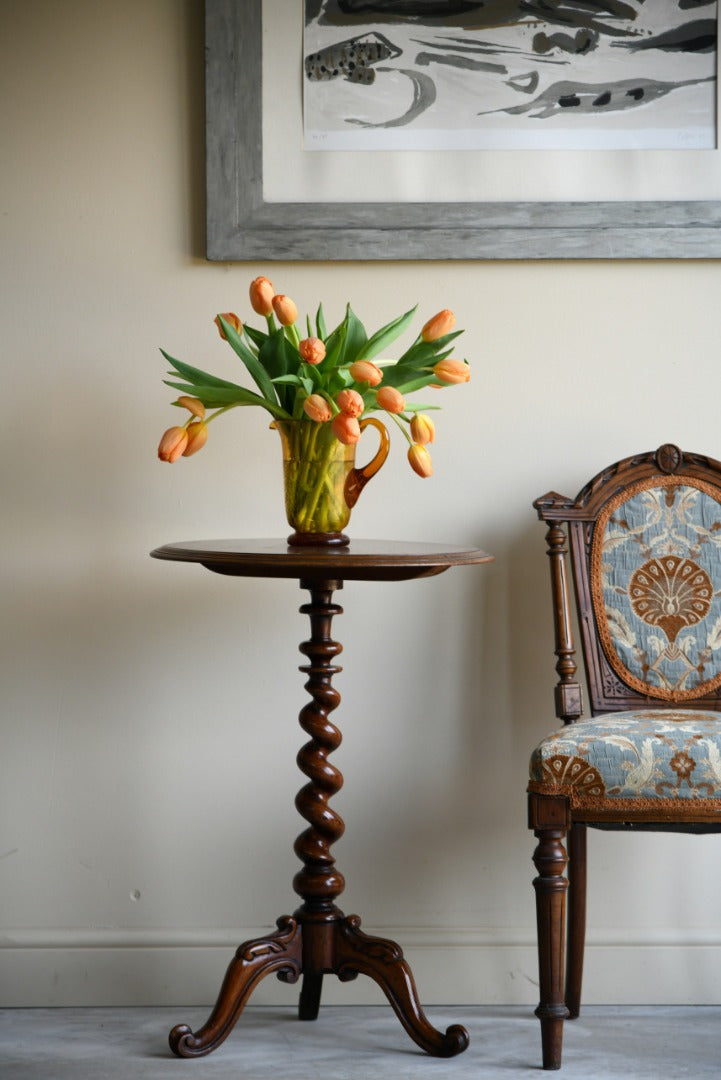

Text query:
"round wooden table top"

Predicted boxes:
[[150, 538, 493, 582]]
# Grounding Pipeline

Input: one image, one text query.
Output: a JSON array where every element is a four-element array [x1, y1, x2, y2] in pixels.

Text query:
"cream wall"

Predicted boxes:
[[3, 0, 721, 1010]]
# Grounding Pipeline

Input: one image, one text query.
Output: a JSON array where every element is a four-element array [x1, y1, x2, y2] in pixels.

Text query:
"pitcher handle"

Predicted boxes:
[[344, 416, 390, 509]]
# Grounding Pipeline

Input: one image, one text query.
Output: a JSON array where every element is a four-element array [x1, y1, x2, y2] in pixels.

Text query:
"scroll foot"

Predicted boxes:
[[336, 915, 469, 1057], [169, 915, 302, 1058]]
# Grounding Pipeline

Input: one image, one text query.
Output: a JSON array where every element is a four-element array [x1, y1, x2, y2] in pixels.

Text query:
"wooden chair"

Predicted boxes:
[[529, 443, 721, 1069]]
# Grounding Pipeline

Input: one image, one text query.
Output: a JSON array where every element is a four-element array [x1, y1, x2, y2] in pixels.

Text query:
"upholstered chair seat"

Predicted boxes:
[[528, 444, 721, 1070], [530, 709, 721, 818]]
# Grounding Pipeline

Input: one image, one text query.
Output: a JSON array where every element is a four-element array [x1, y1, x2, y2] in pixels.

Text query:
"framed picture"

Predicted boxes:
[[205, 0, 721, 260]]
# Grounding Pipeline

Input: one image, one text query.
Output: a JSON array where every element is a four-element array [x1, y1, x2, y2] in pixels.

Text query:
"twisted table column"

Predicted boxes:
[[293, 579, 346, 917], [288, 579, 346, 1020]]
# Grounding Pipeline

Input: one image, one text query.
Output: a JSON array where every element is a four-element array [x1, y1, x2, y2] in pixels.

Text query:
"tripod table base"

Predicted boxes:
[[169, 912, 469, 1059]]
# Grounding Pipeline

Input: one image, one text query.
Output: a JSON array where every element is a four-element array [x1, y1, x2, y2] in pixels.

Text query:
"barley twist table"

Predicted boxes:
[[150, 538, 492, 1059]]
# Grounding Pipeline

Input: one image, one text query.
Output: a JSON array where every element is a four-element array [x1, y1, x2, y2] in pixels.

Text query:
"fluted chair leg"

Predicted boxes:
[[565, 823, 587, 1019], [531, 801, 570, 1071]]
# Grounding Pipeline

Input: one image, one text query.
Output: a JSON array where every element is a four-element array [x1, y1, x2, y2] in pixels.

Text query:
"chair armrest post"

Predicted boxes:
[[545, 521, 583, 724]]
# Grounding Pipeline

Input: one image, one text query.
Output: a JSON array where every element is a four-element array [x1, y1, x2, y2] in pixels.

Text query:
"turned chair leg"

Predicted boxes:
[[530, 795, 570, 1071], [565, 823, 586, 1019]]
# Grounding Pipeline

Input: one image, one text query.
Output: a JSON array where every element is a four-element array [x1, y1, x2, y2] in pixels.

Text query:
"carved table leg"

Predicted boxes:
[[335, 915, 469, 1057], [169, 916, 302, 1058], [298, 972, 324, 1021]]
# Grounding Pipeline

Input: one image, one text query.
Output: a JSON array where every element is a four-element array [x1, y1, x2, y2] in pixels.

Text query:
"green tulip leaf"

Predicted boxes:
[[322, 320, 347, 369], [271, 374, 303, 385], [163, 379, 290, 418], [217, 316, 280, 406], [354, 305, 417, 365], [161, 350, 245, 391], [302, 363, 323, 389], [316, 303, 328, 340], [374, 365, 425, 391], [342, 305, 369, 366], [243, 324, 268, 351], [259, 328, 300, 413], [396, 329, 464, 367]]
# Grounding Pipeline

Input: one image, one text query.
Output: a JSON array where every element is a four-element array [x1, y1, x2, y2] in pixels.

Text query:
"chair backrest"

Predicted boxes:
[[535, 444, 721, 720]]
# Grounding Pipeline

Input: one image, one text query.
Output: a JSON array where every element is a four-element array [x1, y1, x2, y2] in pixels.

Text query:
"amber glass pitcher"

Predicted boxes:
[[273, 418, 389, 546]]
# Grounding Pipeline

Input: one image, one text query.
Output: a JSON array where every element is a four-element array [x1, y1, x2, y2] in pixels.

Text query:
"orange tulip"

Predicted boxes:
[[376, 386, 405, 414], [331, 413, 361, 445], [421, 309, 455, 342], [272, 294, 298, 326], [408, 444, 433, 478], [157, 426, 189, 463], [175, 395, 206, 419], [349, 360, 383, 386], [182, 421, 208, 457], [410, 413, 435, 444], [214, 312, 242, 340], [303, 394, 332, 423], [249, 276, 274, 316], [336, 389, 364, 417], [432, 358, 470, 384], [299, 337, 326, 365]]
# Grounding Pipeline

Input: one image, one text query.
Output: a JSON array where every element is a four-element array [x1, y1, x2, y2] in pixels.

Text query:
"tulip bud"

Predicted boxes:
[[336, 389, 364, 417], [157, 426, 189, 463], [249, 276, 274, 316], [272, 294, 298, 326], [408, 444, 433, 478], [421, 308, 456, 343], [299, 337, 326, 365], [410, 413, 435, 444], [432, 358, 470, 384], [349, 360, 383, 387], [182, 420, 209, 457], [175, 395, 206, 419], [331, 413, 361, 445], [303, 394, 332, 423], [214, 312, 243, 340], [376, 386, 406, 414]]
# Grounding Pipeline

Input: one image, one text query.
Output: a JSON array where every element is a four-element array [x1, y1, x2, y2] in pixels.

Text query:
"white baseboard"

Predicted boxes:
[[1, 927, 720, 1007]]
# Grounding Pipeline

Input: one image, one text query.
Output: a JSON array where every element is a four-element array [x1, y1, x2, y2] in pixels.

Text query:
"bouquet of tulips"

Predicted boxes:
[[157, 276, 470, 477]]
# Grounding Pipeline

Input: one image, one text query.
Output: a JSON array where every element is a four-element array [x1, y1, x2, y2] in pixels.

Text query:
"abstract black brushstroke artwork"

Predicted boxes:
[[303, 0, 717, 150]]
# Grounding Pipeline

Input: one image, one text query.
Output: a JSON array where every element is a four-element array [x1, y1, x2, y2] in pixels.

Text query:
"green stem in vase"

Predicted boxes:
[[302, 425, 343, 531], [279, 420, 350, 535]]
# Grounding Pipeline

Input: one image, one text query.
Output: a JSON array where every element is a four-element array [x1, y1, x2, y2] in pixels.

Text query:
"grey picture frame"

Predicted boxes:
[[205, 0, 721, 261]]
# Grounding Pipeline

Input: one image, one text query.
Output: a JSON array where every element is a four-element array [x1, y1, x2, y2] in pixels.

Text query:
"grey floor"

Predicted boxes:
[[0, 1005, 719, 1079]]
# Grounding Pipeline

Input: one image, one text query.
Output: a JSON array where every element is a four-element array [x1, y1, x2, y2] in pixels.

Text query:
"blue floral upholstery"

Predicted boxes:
[[528, 708, 721, 812], [529, 710, 721, 814], [591, 479, 721, 702]]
